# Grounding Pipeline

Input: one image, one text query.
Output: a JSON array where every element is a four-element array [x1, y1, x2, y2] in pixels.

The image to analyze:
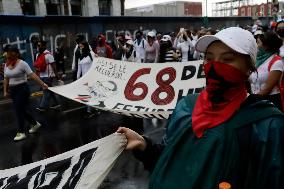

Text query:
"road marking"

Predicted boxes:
[[62, 106, 86, 114]]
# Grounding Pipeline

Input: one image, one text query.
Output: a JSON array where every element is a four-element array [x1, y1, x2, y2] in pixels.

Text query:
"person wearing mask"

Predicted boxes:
[[121, 40, 138, 62], [159, 35, 180, 63], [144, 31, 160, 63], [35, 40, 61, 112], [250, 31, 284, 111], [95, 34, 112, 59], [133, 30, 147, 63], [117, 27, 284, 189], [3, 47, 48, 141]]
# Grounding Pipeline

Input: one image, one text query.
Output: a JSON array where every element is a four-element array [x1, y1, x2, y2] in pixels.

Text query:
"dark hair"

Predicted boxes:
[[76, 34, 85, 44], [3, 44, 11, 52], [136, 30, 143, 35], [276, 21, 284, 30], [78, 40, 92, 60], [7, 47, 20, 54], [38, 40, 47, 47], [258, 31, 282, 53]]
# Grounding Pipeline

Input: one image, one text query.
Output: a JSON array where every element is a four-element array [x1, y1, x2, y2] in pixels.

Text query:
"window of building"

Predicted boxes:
[[20, 0, 36, 15], [45, 0, 60, 15], [70, 0, 81, 15], [98, 0, 111, 15]]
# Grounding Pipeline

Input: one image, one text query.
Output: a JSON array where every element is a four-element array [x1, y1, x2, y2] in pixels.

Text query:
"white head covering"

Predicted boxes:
[[195, 27, 257, 63], [126, 39, 134, 46], [147, 31, 156, 38], [161, 35, 171, 42]]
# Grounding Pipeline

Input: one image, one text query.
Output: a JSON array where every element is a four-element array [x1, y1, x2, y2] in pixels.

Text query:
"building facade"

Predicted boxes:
[[0, 0, 124, 16], [125, 1, 202, 17]]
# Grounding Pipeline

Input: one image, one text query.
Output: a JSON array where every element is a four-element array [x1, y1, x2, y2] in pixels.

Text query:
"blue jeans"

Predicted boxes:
[[40, 77, 59, 109], [9, 83, 37, 132]]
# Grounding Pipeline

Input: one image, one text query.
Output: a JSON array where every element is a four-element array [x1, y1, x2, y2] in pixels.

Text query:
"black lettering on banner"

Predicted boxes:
[[157, 114, 166, 119], [112, 103, 124, 110], [134, 106, 145, 111], [181, 65, 196, 80], [15, 166, 41, 188], [33, 157, 72, 188], [123, 105, 132, 111], [177, 89, 184, 101], [62, 147, 97, 189], [0, 175, 18, 189], [0, 177, 8, 188], [195, 87, 204, 93], [129, 113, 145, 118], [197, 64, 205, 79]]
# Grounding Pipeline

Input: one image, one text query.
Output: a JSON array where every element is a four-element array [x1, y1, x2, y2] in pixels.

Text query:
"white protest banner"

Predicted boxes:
[[0, 133, 126, 189], [50, 58, 205, 119]]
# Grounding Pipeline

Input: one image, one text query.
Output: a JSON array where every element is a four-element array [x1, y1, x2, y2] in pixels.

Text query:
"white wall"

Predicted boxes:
[[2, 0, 22, 15]]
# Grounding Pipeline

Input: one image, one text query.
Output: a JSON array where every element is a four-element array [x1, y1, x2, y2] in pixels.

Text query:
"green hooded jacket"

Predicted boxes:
[[148, 94, 284, 189]]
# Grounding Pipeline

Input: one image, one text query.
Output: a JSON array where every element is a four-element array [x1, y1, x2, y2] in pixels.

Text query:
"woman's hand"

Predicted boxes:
[[42, 83, 48, 90], [117, 127, 147, 151]]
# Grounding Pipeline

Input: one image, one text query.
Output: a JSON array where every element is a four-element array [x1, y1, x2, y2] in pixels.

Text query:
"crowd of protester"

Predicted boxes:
[[1, 20, 284, 140]]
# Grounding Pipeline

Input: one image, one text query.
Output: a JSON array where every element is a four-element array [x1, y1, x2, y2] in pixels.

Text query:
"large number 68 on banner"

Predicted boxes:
[[50, 58, 206, 119]]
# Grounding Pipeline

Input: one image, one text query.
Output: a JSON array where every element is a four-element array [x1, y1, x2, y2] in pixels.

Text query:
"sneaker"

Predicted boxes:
[[50, 104, 61, 110], [29, 122, 41, 134], [36, 107, 47, 112], [14, 132, 27, 141]]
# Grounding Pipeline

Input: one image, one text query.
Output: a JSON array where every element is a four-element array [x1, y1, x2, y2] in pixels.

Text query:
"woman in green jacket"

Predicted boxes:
[[117, 27, 284, 189]]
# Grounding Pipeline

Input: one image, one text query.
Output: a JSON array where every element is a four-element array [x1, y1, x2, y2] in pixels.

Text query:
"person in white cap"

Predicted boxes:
[[121, 39, 138, 62], [159, 35, 180, 62], [116, 27, 284, 189], [144, 31, 160, 63]]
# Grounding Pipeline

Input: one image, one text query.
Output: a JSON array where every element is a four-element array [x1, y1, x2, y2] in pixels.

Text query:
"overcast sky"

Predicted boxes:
[[125, 0, 269, 16]]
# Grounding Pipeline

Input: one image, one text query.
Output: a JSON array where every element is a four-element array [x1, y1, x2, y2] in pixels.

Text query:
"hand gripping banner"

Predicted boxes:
[[0, 133, 126, 189], [50, 58, 206, 119]]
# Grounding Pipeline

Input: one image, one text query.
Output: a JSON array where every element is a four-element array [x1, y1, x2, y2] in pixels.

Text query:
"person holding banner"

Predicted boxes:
[[3, 47, 48, 141], [76, 40, 93, 79], [117, 27, 284, 189]]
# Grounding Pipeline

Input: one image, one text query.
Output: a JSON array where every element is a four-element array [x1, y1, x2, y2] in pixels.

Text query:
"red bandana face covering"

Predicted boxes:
[[192, 61, 248, 138]]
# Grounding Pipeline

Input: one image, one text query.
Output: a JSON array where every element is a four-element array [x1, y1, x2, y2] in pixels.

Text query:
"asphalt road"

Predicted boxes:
[[0, 80, 167, 189]]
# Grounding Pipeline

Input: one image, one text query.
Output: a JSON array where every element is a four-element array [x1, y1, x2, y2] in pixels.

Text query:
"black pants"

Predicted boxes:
[[9, 83, 37, 132]]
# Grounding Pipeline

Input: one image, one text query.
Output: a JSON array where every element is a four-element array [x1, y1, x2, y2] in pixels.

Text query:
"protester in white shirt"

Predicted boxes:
[[250, 31, 284, 111], [133, 30, 147, 63]]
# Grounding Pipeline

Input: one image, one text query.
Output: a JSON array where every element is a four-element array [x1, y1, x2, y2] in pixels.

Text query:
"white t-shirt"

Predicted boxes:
[[4, 60, 33, 86], [250, 55, 284, 95], [279, 45, 284, 58], [78, 55, 92, 65], [36, 50, 55, 78], [134, 38, 147, 62]]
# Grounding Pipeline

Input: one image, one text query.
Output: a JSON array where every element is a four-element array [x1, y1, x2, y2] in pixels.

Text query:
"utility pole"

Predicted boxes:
[[206, 0, 208, 17]]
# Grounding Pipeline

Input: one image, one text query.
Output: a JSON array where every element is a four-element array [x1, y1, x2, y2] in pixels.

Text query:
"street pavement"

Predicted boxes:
[[0, 76, 167, 189]]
